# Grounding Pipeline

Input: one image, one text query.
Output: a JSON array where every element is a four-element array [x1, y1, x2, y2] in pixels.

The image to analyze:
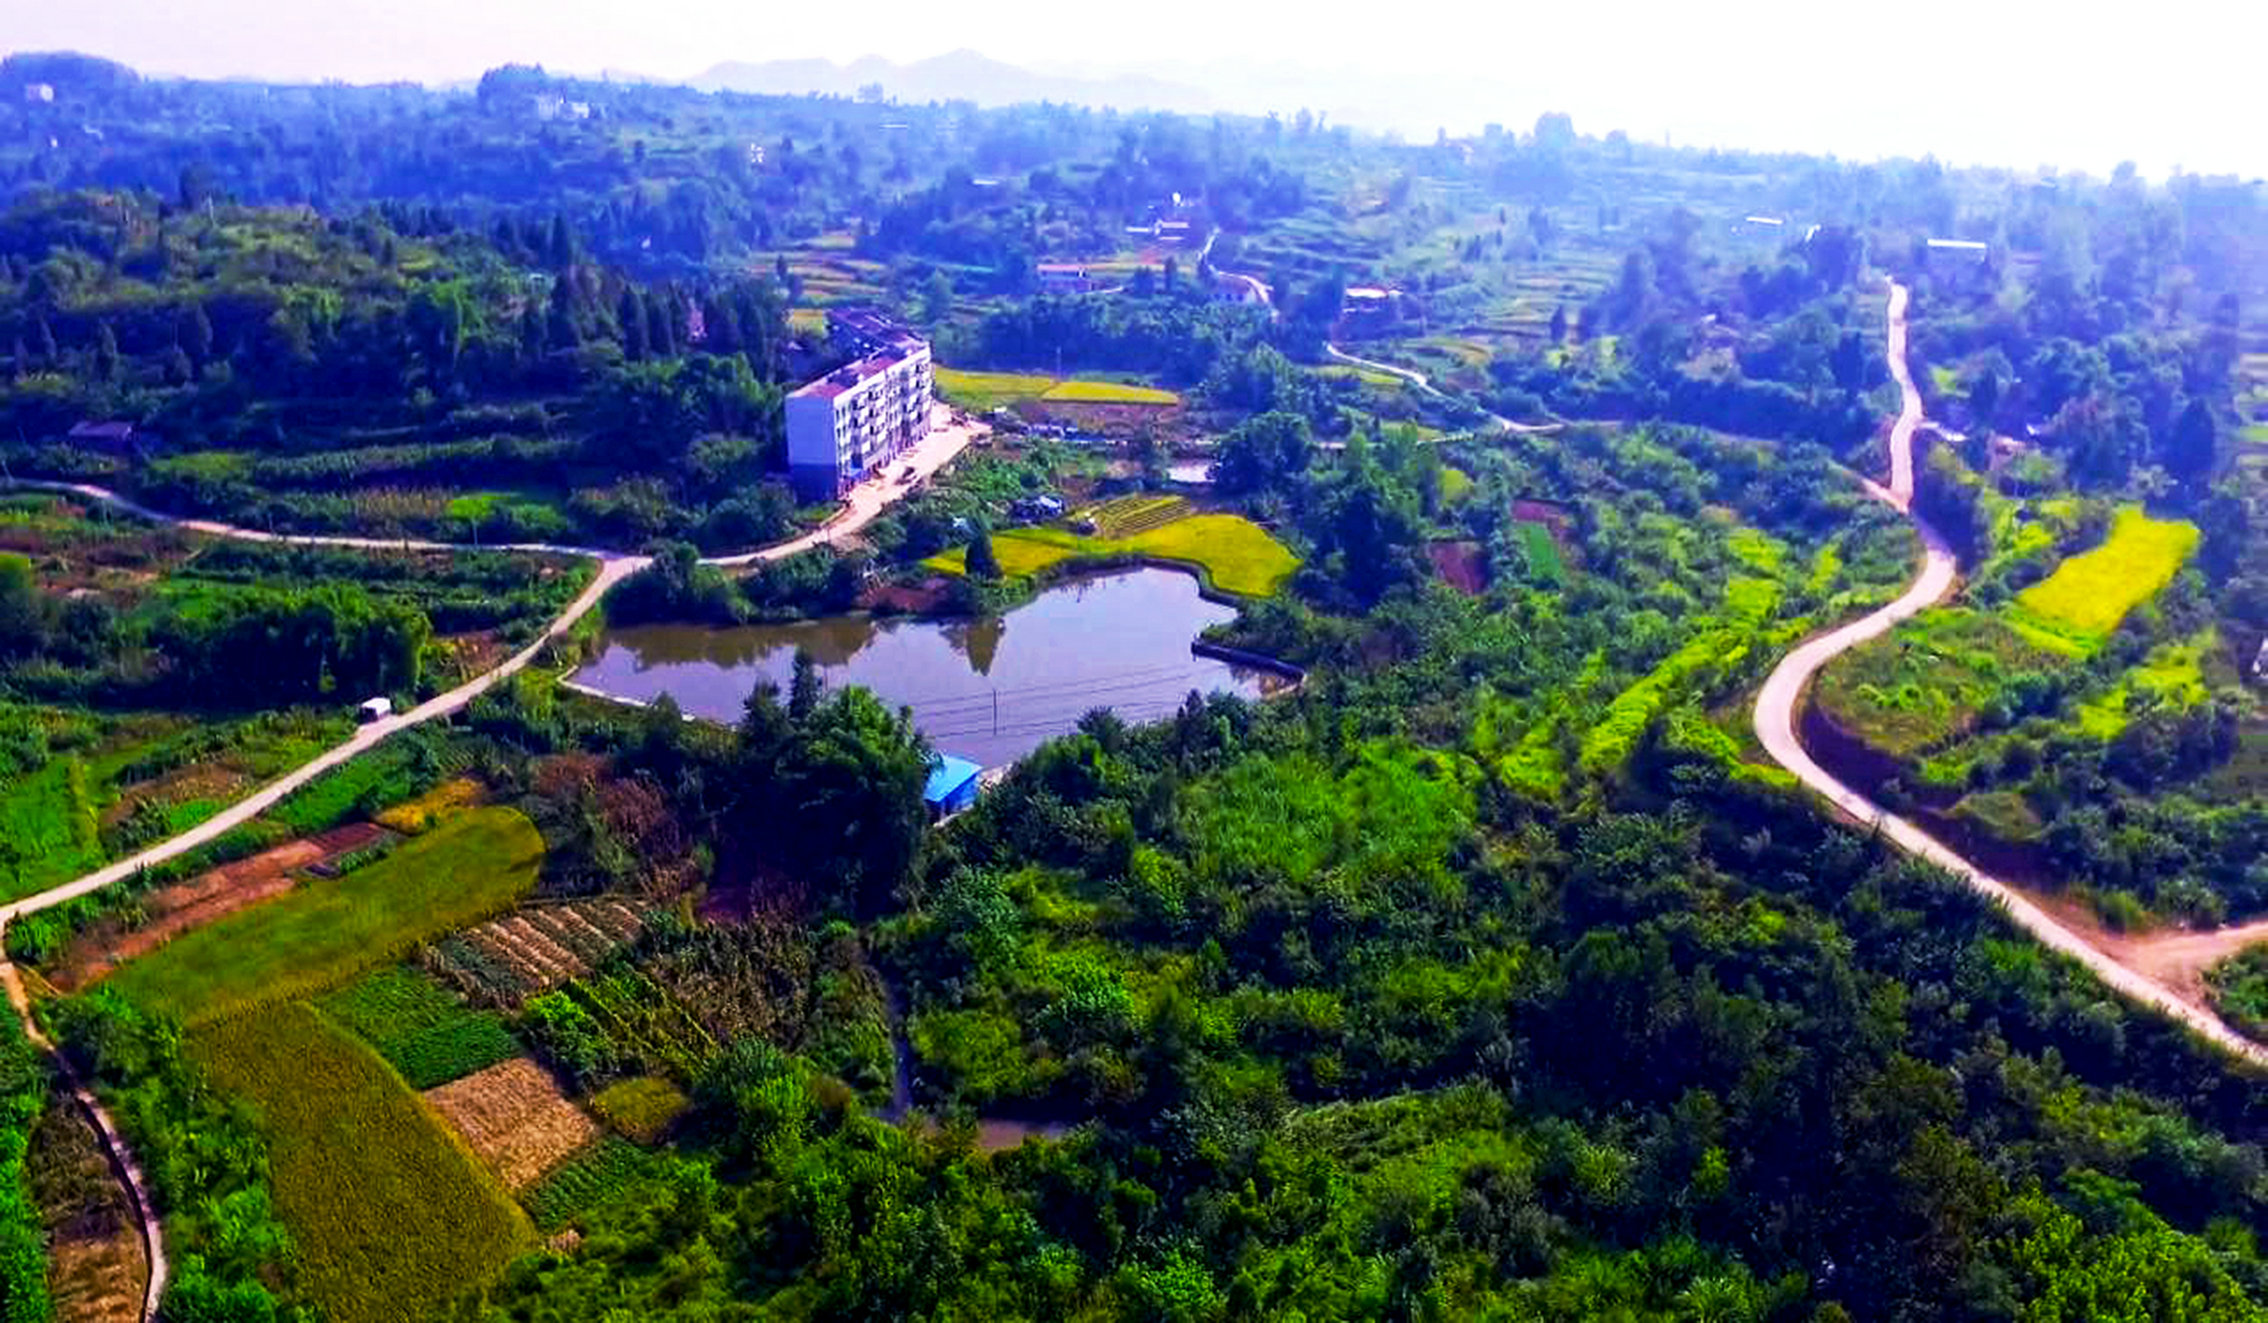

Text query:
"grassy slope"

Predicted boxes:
[[105, 806, 542, 1024], [193, 1002, 530, 1323], [1813, 607, 2051, 760]]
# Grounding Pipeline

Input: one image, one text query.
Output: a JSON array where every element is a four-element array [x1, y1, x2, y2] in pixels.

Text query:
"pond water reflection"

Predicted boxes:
[[573, 567, 1271, 766]]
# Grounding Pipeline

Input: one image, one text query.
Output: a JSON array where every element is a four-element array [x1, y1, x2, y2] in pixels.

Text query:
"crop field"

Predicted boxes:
[[1040, 379, 1179, 405], [424, 1056, 601, 1191], [372, 776, 483, 834], [1814, 608, 2052, 759], [1077, 494, 1190, 538], [522, 1136, 664, 1233], [316, 967, 522, 1089], [565, 967, 722, 1083], [2005, 506, 2199, 655], [589, 1076, 691, 1144], [933, 367, 1181, 411], [105, 806, 543, 1023], [2074, 632, 2213, 740], [0, 706, 348, 903], [927, 513, 1300, 597], [193, 1002, 529, 1323], [426, 899, 648, 1007]]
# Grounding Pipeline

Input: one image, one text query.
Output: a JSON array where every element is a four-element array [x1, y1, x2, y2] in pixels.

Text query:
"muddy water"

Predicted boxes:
[[573, 567, 1272, 767]]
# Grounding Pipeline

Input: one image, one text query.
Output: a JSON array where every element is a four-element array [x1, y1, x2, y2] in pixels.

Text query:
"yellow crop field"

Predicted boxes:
[[925, 514, 1299, 597], [194, 1003, 529, 1323], [932, 368, 1058, 411], [2008, 506, 2199, 655], [1040, 379, 1180, 405]]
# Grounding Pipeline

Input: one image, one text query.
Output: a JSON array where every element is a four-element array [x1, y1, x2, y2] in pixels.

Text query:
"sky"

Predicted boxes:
[[5, 0, 2260, 178]]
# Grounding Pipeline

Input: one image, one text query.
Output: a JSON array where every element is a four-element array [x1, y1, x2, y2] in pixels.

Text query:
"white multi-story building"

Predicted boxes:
[[785, 313, 934, 500]]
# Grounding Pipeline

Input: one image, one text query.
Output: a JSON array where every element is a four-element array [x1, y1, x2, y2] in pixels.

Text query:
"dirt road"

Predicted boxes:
[[1321, 342, 1562, 436], [2, 963, 165, 1321], [1751, 280, 2268, 1070]]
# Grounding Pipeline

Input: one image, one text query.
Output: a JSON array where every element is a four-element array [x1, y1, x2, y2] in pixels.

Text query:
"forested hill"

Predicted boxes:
[[0, 190, 803, 549]]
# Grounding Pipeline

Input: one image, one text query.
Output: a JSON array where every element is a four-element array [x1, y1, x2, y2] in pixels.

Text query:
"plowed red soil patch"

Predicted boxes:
[[1427, 540, 1486, 595], [53, 822, 388, 989]]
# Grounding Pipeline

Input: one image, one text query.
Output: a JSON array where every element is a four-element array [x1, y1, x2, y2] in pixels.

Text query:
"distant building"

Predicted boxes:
[[22, 84, 53, 105], [924, 754, 983, 817], [785, 311, 933, 501], [358, 697, 394, 723], [1927, 238, 1990, 261], [1340, 286, 1404, 327], [2253, 638, 2268, 685], [1037, 263, 1098, 294]]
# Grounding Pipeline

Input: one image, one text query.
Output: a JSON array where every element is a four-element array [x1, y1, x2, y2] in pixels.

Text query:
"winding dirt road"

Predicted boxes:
[[1752, 280, 2268, 1070]]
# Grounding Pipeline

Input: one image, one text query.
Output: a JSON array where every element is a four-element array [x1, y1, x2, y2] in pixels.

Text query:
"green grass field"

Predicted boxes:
[[193, 1002, 531, 1323], [1814, 607, 2051, 759], [0, 708, 349, 903], [2074, 631, 2213, 740], [106, 806, 542, 1024], [316, 967, 523, 1089], [2005, 506, 2199, 655], [926, 513, 1300, 597], [933, 368, 1057, 411]]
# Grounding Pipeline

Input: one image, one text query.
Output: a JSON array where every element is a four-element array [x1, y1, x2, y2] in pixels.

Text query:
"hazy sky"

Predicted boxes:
[[7, 0, 2259, 177]]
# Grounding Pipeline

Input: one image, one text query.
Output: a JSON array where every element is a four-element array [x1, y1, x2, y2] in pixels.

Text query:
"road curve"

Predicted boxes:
[[1752, 280, 2268, 1070], [0, 408, 983, 1308]]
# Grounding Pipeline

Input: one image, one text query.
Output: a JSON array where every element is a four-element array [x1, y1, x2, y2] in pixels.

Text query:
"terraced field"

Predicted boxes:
[[1078, 495, 1190, 538]]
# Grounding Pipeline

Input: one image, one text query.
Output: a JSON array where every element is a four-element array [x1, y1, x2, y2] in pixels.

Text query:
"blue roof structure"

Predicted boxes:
[[924, 754, 984, 807]]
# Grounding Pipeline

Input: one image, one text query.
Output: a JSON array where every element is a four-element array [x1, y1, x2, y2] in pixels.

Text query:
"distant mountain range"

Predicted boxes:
[[690, 50, 1218, 116]]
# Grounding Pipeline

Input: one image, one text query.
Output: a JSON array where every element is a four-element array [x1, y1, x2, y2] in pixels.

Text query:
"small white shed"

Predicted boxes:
[[359, 697, 394, 723]]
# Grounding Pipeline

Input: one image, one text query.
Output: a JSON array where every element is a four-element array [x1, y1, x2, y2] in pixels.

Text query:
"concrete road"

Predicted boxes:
[[1750, 280, 2268, 1069]]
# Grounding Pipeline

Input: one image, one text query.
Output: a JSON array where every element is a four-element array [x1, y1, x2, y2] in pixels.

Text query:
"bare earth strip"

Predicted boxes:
[[1752, 280, 2268, 1070]]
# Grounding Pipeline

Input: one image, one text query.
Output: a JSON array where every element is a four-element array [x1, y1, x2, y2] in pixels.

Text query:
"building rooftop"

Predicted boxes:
[[924, 753, 984, 804]]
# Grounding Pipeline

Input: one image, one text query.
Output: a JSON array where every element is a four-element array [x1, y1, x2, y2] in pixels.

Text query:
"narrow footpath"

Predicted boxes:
[[0, 407, 984, 1315], [1752, 280, 2268, 1069]]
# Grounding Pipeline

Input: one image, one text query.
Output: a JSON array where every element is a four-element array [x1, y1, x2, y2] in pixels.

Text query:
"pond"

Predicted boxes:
[[572, 567, 1276, 767]]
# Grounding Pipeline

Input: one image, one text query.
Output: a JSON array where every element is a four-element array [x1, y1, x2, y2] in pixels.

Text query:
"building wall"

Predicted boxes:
[[785, 343, 934, 501]]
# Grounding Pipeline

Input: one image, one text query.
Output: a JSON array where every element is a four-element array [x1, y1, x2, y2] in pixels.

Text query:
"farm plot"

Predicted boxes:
[[104, 806, 542, 1024], [933, 368, 1181, 411], [424, 1056, 601, 1192], [926, 513, 1300, 597], [565, 968, 722, 1084], [0, 707, 350, 904], [50, 821, 389, 990], [426, 899, 648, 1007], [192, 1002, 529, 1323], [317, 966, 522, 1089], [590, 1076, 691, 1144], [29, 1102, 146, 1323], [2005, 505, 2199, 656], [1076, 494, 1190, 538], [523, 1136, 665, 1234]]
